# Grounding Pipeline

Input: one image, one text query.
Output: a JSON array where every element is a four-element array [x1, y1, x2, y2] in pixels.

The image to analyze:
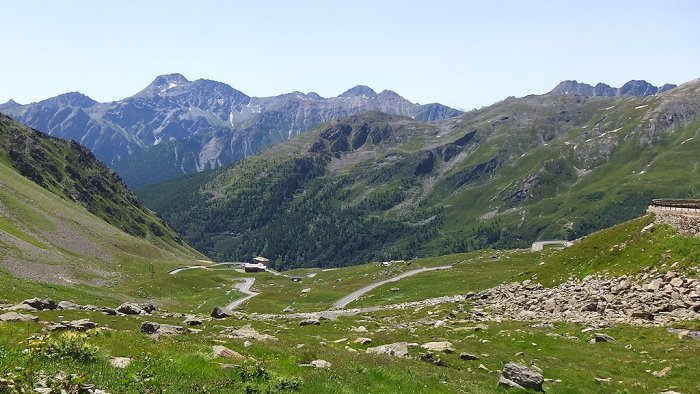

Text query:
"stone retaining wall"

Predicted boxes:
[[647, 205, 700, 235]]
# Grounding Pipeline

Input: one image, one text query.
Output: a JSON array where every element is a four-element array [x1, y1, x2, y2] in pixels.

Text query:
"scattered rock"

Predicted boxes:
[[117, 303, 143, 315], [140, 321, 161, 334], [212, 345, 245, 361], [354, 337, 372, 345], [421, 341, 454, 353], [350, 325, 368, 333], [310, 359, 331, 368], [593, 333, 616, 343], [366, 342, 409, 358], [667, 327, 700, 340], [499, 362, 544, 392], [140, 321, 186, 336], [282, 306, 296, 313], [48, 319, 98, 331], [8, 304, 38, 312], [420, 352, 446, 366], [460, 352, 479, 360], [301, 288, 311, 294], [56, 301, 81, 310], [110, 357, 132, 369], [652, 366, 672, 377], [391, 287, 400, 292], [0, 311, 38, 322], [100, 307, 117, 316], [224, 325, 277, 341], [21, 298, 56, 311], [184, 317, 203, 326], [594, 377, 611, 384], [211, 306, 232, 319], [471, 273, 700, 326], [299, 318, 320, 326], [139, 303, 156, 314]]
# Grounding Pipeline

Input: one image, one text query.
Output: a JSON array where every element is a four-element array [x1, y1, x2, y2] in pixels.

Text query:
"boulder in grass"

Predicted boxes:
[[498, 362, 544, 392], [211, 306, 232, 319], [366, 342, 410, 358], [57, 301, 81, 310], [0, 312, 39, 323], [212, 345, 245, 361], [299, 318, 320, 326], [421, 341, 454, 353], [117, 303, 143, 315], [21, 298, 56, 311]]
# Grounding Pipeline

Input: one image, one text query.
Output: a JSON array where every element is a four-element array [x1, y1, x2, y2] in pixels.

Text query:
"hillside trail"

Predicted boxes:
[[331, 265, 452, 309]]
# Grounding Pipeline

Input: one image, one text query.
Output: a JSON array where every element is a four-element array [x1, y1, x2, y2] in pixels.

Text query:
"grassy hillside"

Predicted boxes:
[[0, 114, 210, 307], [139, 81, 700, 269]]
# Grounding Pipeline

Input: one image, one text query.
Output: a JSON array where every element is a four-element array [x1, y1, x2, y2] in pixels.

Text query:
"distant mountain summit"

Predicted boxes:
[[549, 80, 677, 97], [1, 74, 462, 187], [339, 85, 378, 98]]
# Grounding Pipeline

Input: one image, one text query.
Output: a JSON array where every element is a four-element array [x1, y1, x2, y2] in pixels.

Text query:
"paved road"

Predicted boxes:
[[225, 277, 259, 310], [332, 265, 452, 309], [168, 262, 243, 275], [531, 240, 573, 252]]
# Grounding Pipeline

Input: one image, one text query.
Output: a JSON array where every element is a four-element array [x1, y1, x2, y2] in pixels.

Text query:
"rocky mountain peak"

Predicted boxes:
[[0, 99, 21, 110], [549, 79, 677, 97], [137, 73, 191, 96], [39, 92, 97, 108], [339, 85, 378, 98]]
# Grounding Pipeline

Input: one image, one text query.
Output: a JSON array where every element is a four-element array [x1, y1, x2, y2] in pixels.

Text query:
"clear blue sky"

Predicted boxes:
[[2, 0, 698, 109]]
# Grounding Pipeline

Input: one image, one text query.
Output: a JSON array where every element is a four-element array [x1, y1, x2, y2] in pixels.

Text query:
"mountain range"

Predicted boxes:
[[137, 78, 699, 268], [0, 74, 462, 187]]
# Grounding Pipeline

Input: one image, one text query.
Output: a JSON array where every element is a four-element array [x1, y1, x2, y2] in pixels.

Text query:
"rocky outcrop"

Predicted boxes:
[[470, 272, 700, 326]]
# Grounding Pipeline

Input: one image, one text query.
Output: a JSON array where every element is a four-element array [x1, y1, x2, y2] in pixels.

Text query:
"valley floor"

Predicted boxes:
[[1, 216, 700, 393]]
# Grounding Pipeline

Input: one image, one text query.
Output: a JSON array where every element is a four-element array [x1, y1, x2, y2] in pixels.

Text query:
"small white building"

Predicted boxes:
[[244, 262, 267, 273]]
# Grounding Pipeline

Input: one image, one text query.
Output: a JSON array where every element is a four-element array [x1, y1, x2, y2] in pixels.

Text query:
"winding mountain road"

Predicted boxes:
[[225, 277, 259, 309], [332, 265, 452, 309]]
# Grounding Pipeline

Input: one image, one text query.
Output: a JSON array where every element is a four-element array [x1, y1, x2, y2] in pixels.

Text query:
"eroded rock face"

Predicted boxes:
[[499, 362, 544, 392], [471, 272, 700, 327]]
